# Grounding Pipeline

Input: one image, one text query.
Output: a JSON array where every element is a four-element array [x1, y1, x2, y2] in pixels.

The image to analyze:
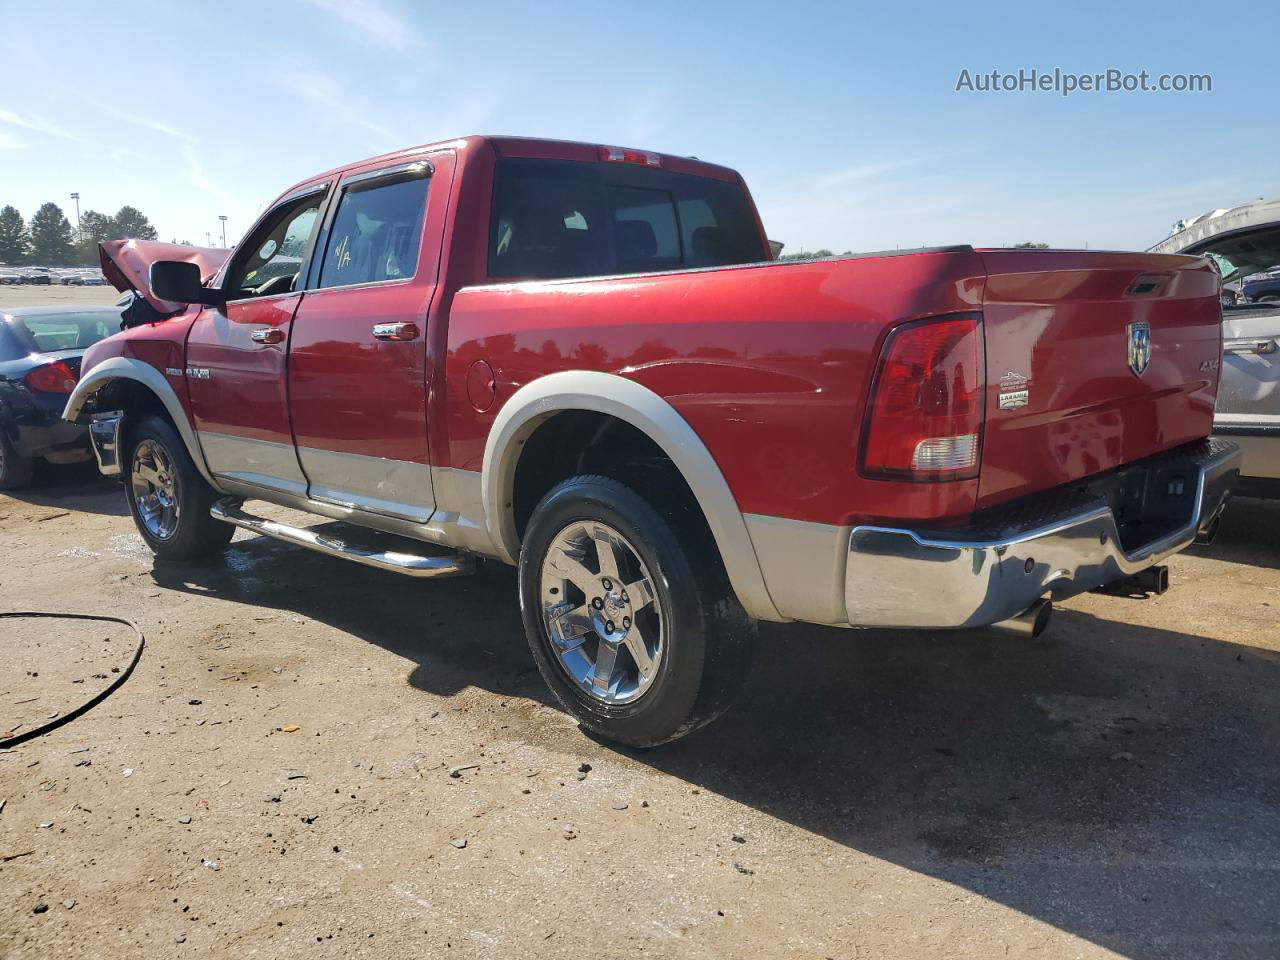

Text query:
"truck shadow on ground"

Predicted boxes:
[[150, 517, 1280, 960], [1185, 494, 1280, 570], [3, 461, 127, 517]]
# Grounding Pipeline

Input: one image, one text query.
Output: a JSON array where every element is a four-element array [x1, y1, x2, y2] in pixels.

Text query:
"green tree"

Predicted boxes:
[[27, 202, 75, 265], [780, 248, 834, 260], [112, 205, 158, 241], [74, 209, 114, 264], [72, 206, 161, 264], [0, 205, 29, 265]]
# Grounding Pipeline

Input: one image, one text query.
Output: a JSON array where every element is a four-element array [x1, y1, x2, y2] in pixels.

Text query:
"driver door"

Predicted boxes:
[[185, 183, 329, 496]]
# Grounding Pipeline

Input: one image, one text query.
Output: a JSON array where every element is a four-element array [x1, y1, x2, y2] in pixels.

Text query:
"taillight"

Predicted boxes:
[[598, 145, 662, 167], [25, 361, 79, 394], [859, 313, 985, 481]]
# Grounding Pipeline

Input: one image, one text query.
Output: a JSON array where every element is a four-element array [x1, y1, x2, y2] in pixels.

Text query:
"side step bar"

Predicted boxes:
[[211, 499, 476, 579]]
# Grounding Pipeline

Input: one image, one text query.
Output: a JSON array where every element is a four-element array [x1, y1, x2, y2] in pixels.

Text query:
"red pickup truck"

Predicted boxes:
[[65, 136, 1240, 746]]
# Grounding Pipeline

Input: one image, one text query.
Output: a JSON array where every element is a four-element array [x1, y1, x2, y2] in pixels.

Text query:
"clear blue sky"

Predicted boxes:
[[0, 0, 1268, 254]]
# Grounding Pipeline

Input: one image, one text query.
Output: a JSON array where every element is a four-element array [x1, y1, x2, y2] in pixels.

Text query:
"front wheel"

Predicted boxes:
[[124, 415, 233, 561], [518, 475, 755, 748]]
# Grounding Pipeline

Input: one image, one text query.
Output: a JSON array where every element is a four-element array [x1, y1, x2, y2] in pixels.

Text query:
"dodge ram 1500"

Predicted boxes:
[[65, 136, 1240, 746]]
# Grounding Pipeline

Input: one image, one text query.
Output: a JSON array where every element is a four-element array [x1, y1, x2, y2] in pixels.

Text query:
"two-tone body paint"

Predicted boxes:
[[72, 135, 1227, 628]]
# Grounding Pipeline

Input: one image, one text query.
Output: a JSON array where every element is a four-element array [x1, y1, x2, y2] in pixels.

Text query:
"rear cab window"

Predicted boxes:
[[489, 158, 765, 281]]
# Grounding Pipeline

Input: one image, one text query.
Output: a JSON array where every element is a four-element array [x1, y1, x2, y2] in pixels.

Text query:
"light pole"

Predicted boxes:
[[70, 192, 81, 241], [218, 215, 227, 248], [205, 231, 212, 247]]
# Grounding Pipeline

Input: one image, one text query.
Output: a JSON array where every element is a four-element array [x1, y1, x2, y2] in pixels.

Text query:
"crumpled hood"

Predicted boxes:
[[1150, 196, 1280, 283], [99, 239, 230, 315]]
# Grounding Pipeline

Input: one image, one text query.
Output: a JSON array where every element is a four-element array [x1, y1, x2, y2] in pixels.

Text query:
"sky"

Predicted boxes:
[[0, 0, 1271, 255]]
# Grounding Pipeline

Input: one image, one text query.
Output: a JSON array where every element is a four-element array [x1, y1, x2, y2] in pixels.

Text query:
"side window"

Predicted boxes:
[[227, 198, 322, 300], [317, 175, 429, 289]]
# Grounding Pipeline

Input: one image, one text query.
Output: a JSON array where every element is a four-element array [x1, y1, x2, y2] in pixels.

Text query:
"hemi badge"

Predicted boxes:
[[165, 367, 183, 377]]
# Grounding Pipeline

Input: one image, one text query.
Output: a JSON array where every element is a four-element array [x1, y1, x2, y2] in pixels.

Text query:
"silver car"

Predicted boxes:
[[1152, 197, 1280, 497]]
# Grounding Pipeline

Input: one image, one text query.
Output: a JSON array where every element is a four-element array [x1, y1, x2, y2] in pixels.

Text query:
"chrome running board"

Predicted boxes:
[[211, 499, 476, 579]]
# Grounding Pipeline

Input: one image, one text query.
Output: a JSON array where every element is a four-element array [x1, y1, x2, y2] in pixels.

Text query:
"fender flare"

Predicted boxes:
[[63, 356, 219, 487], [481, 370, 784, 622]]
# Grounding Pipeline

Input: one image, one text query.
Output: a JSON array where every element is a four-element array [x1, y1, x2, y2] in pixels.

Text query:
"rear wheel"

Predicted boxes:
[[124, 415, 233, 560], [519, 475, 755, 748], [0, 431, 35, 490]]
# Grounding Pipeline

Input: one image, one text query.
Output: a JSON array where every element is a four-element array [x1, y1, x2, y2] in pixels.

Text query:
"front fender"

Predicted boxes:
[[481, 370, 784, 622], [63, 356, 218, 487]]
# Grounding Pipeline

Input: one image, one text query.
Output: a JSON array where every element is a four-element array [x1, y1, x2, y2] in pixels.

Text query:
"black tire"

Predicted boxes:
[[124, 414, 233, 561], [518, 474, 756, 748], [0, 430, 35, 490]]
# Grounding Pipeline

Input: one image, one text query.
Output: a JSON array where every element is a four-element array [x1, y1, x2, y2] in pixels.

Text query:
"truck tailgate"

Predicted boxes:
[[976, 249, 1222, 508]]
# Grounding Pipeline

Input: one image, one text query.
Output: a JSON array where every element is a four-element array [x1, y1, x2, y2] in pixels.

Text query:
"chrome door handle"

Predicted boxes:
[[250, 328, 285, 344], [372, 322, 420, 342]]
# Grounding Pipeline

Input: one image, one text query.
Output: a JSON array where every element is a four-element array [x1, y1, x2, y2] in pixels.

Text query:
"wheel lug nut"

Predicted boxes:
[[601, 578, 613, 590], [605, 620, 615, 634], [622, 617, 630, 629], [592, 597, 603, 609]]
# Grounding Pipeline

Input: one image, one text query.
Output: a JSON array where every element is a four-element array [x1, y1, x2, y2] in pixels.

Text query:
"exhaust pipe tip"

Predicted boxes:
[[1194, 515, 1221, 545], [993, 598, 1053, 639]]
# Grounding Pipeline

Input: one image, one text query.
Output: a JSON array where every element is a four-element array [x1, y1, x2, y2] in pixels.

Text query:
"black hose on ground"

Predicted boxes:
[[0, 612, 144, 749]]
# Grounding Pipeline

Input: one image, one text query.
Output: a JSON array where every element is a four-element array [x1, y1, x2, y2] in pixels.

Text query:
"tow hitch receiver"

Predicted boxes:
[[1093, 564, 1170, 598]]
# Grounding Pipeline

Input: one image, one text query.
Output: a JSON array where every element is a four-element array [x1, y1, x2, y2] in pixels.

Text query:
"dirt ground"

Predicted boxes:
[[0, 470, 1276, 960], [0, 289, 1278, 959]]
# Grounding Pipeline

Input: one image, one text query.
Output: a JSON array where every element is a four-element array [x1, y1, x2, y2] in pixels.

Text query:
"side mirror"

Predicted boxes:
[[149, 260, 224, 306]]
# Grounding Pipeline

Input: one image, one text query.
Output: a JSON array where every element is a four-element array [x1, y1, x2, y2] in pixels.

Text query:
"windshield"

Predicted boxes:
[[14, 312, 116, 352]]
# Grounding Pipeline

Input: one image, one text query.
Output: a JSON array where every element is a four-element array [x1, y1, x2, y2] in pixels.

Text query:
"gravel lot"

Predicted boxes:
[[0, 285, 121, 311], [1, 286, 1278, 958]]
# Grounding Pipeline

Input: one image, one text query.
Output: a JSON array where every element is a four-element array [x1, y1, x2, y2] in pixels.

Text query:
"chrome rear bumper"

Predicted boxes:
[[844, 440, 1241, 630]]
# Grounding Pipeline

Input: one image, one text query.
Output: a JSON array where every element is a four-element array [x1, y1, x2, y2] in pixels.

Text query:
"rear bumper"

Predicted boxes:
[[844, 439, 1241, 630], [7, 411, 91, 460], [1213, 423, 1280, 482]]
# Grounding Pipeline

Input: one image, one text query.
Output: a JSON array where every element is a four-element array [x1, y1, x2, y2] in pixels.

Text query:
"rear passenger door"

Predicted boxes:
[[287, 154, 450, 523]]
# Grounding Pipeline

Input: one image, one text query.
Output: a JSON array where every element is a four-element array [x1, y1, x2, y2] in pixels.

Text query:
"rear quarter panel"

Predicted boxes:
[[444, 250, 987, 527]]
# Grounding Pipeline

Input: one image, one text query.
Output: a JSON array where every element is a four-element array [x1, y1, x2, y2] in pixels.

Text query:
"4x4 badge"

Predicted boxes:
[[1128, 320, 1151, 376]]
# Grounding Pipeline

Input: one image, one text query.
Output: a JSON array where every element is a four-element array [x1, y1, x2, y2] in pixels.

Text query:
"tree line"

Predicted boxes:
[[0, 202, 161, 267]]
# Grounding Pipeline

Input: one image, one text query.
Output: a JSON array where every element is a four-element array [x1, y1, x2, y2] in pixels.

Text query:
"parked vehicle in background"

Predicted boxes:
[[66, 136, 1238, 746], [1243, 271, 1280, 303], [19, 269, 52, 285], [0, 306, 121, 487], [1154, 196, 1280, 497]]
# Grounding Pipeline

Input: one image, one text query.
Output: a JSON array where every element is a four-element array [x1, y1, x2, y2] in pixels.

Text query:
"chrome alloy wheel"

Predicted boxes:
[[539, 521, 663, 705], [130, 438, 181, 540]]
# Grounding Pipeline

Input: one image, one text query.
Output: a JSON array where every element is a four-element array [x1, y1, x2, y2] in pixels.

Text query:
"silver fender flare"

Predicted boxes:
[[481, 370, 784, 622], [63, 356, 219, 487]]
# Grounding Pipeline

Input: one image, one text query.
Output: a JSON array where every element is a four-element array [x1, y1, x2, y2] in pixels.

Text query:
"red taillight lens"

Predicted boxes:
[[598, 145, 662, 167], [860, 313, 985, 481], [25, 361, 79, 394]]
